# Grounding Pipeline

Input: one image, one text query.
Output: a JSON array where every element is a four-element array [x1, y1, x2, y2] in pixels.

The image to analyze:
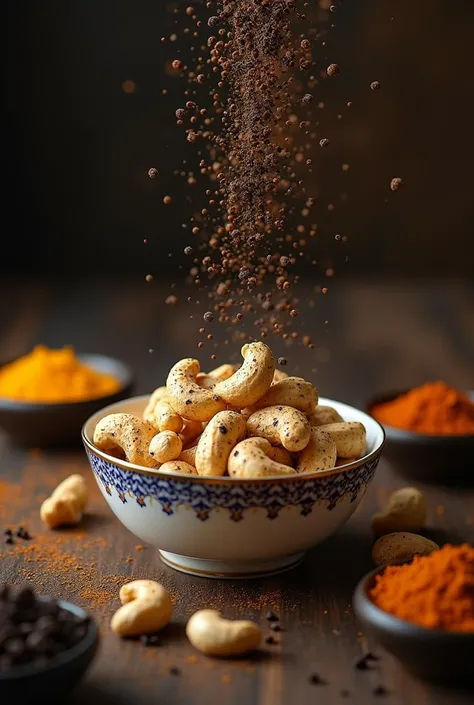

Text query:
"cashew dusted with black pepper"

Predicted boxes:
[[195, 411, 246, 477], [228, 437, 297, 478], [143, 386, 169, 424], [297, 427, 337, 473], [196, 363, 238, 390], [160, 460, 198, 475], [166, 358, 225, 421], [186, 610, 262, 657], [246, 405, 311, 452], [93, 413, 158, 467], [212, 342, 275, 407], [307, 405, 343, 426], [146, 400, 183, 434], [372, 532, 439, 566], [40, 474, 88, 529], [371, 487, 427, 536], [110, 580, 173, 637], [247, 377, 318, 415], [322, 422, 366, 459], [149, 431, 183, 463]]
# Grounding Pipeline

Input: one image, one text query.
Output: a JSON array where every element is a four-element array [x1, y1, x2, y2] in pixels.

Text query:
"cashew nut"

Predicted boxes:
[[322, 421, 367, 459], [159, 460, 198, 475], [178, 444, 198, 466], [93, 413, 158, 467], [40, 474, 88, 529], [297, 427, 337, 473], [307, 405, 343, 426], [266, 445, 295, 468], [228, 437, 297, 478], [212, 342, 275, 407], [246, 405, 311, 452], [186, 610, 262, 657], [166, 358, 225, 421], [372, 532, 439, 566], [371, 487, 427, 536], [149, 431, 183, 463], [272, 368, 288, 383], [180, 419, 204, 446], [196, 363, 238, 390], [195, 411, 246, 477], [146, 399, 183, 434], [110, 580, 173, 637], [247, 377, 318, 414], [143, 386, 169, 424]]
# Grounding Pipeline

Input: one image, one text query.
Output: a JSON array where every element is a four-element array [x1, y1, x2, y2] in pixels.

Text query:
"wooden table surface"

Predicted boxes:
[[0, 277, 473, 704]]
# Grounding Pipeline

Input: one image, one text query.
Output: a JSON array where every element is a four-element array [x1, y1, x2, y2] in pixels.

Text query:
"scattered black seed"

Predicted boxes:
[[4, 528, 12, 536], [309, 673, 326, 685], [203, 311, 214, 323], [353, 652, 379, 670], [373, 685, 389, 696], [169, 666, 181, 676], [265, 635, 278, 645], [277, 357, 287, 366], [5, 537, 14, 545], [270, 623, 283, 632], [219, 425, 228, 434], [265, 611, 279, 622]]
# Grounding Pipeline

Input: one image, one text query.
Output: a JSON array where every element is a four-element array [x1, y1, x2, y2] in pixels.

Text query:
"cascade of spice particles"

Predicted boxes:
[[156, 1, 401, 359], [163, 1, 339, 356]]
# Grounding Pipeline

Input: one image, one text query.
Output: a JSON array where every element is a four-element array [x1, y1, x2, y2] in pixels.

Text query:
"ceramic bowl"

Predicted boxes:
[[0, 599, 99, 701], [82, 395, 385, 579], [367, 390, 474, 483], [354, 567, 474, 684], [0, 354, 134, 447]]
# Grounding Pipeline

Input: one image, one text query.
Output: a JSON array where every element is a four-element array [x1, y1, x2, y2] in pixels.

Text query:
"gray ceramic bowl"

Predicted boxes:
[[0, 598, 99, 701], [0, 354, 134, 447], [367, 390, 474, 483], [354, 567, 474, 684]]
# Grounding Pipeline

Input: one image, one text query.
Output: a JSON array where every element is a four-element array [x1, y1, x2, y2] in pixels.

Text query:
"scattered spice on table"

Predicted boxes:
[[353, 651, 379, 670], [265, 610, 279, 622], [373, 685, 389, 696], [371, 382, 474, 435], [309, 672, 326, 685], [0, 345, 121, 403], [370, 544, 474, 631]]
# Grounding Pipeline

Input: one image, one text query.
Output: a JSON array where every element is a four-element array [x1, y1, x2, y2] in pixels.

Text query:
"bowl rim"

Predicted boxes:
[[354, 566, 474, 641], [0, 597, 99, 682], [367, 389, 474, 440], [0, 353, 134, 410], [82, 394, 386, 484]]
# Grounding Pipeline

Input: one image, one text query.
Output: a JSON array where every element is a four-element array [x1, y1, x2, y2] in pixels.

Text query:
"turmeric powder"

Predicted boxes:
[[370, 544, 474, 632], [371, 382, 474, 436], [0, 346, 120, 403]]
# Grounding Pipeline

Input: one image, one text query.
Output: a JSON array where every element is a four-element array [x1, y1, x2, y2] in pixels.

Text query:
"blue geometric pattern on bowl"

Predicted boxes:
[[87, 450, 381, 522]]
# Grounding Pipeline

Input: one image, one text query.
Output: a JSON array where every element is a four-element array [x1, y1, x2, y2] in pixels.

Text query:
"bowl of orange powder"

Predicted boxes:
[[368, 382, 474, 482], [0, 346, 134, 447], [354, 544, 474, 684]]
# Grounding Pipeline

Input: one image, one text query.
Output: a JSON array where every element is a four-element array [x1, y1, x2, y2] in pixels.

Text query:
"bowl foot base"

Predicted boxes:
[[159, 551, 305, 579]]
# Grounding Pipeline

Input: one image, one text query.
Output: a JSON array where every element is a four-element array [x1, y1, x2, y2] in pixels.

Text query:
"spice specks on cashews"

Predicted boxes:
[[92, 343, 367, 477]]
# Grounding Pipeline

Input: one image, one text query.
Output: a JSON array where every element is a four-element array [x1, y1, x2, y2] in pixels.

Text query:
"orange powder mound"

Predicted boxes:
[[370, 544, 474, 632], [372, 382, 474, 435]]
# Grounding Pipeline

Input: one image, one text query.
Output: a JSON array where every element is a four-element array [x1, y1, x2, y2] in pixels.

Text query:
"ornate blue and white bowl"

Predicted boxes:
[[82, 396, 385, 579]]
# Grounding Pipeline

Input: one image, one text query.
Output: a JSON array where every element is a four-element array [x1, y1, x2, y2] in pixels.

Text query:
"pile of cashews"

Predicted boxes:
[[93, 342, 367, 478]]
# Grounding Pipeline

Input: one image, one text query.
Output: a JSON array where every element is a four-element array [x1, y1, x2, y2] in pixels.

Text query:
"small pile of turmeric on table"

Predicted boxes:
[[370, 544, 474, 632], [0, 346, 120, 403], [371, 382, 474, 435]]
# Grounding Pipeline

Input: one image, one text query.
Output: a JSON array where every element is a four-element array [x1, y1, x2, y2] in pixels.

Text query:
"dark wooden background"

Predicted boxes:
[[0, 278, 473, 704]]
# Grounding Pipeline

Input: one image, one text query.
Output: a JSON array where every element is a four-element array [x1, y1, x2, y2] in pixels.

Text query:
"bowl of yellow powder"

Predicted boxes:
[[0, 346, 134, 447]]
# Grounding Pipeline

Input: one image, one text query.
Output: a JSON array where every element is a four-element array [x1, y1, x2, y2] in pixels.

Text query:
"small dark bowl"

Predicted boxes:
[[0, 354, 134, 447], [0, 598, 99, 701], [354, 567, 474, 684], [367, 390, 474, 483]]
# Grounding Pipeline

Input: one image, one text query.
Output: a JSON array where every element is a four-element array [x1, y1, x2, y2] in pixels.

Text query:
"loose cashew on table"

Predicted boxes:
[[92, 342, 368, 477], [186, 609, 262, 657], [40, 474, 88, 529], [111, 580, 173, 637]]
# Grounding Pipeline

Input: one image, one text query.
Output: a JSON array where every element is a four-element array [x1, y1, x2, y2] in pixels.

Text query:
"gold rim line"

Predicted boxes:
[[159, 552, 305, 578], [81, 396, 386, 485]]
